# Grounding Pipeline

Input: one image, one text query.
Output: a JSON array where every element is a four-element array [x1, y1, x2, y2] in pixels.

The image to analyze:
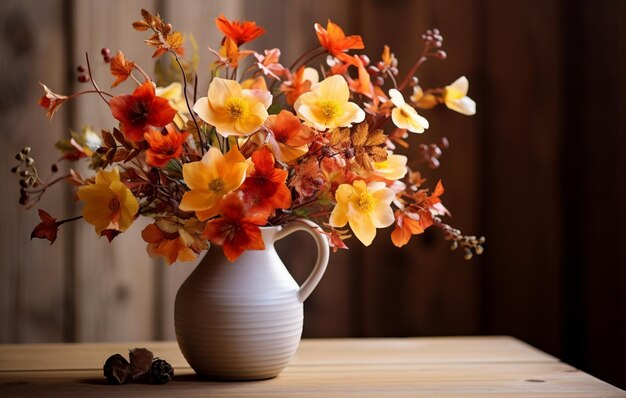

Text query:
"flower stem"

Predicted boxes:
[[57, 215, 83, 226], [85, 52, 110, 105], [398, 55, 427, 91], [172, 52, 205, 154], [289, 46, 323, 71]]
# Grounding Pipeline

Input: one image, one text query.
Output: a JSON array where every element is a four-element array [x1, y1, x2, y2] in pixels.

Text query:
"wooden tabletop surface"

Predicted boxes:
[[0, 336, 623, 397]]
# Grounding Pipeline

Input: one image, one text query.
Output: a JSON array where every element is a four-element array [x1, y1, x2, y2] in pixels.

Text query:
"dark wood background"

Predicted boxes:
[[0, 0, 624, 390]]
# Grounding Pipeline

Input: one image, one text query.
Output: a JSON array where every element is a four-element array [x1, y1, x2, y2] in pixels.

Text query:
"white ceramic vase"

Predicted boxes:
[[174, 220, 329, 380]]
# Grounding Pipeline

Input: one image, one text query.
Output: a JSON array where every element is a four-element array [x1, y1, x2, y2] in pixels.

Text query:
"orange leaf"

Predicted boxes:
[[109, 51, 135, 88], [132, 21, 150, 31], [166, 31, 185, 56]]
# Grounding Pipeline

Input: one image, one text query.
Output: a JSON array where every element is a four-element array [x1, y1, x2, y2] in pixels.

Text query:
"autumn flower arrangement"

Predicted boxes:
[[13, 10, 484, 263]]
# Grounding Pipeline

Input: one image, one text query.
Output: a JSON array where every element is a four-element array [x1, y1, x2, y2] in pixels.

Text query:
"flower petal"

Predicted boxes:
[[445, 76, 469, 100], [333, 102, 365, 128], [389, 88, 405, 108], [349, 216, 376, 246], [318, 75, 350, 103], [179, 190, 218, 213], [192, 97, 212, 124], [446, 96, 476, 116], [208, 77, 242, 105]]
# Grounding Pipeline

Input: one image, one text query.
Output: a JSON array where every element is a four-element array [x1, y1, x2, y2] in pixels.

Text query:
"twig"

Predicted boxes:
[[85, 52, 109, 105], [172, 52, 204, 154]]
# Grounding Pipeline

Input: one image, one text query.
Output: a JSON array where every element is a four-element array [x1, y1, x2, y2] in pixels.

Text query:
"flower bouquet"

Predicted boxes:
[[14, 10, 484, 264]]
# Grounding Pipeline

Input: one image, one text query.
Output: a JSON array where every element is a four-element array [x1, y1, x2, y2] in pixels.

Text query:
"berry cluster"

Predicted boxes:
[[417, 137, 449, 169], [10, 147, 38, 204], [421, 28, 447, 60]]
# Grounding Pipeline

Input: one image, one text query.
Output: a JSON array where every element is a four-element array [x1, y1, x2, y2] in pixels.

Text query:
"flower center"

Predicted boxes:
[[208, 178, 225, 193], [399, 106, 410, 118], [109, 197, 121, 212], [356, 191, 376, 214], [130, 100, 150, 123], [375, 160, 390, 169], [318, 100, 341, 121], [225, 97, 249, 120]]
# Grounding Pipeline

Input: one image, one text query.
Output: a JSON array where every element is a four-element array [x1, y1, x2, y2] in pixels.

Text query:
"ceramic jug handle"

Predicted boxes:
[[275, 220, 329, 302]]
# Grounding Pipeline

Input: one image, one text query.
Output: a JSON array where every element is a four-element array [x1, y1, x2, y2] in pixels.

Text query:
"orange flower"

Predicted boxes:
[[179, 146, 248, 220], [203, 192, 268, 262], [109, 81, 177, 142], [264, 110, 313, 162], [215, 14, 266, 46], [280, 66, 319, 106], [241, 147, 292, 216], [141, 218, 207, 265], [315, 20, 364, 62], [144, 125, 189, 167]]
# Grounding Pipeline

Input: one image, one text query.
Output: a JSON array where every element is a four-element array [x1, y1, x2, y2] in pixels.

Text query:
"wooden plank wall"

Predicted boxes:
[[0, 0, 624, 389], [562, 0, 626, 389], [480, 0, 564, 356], [0, 0, 68, 343]]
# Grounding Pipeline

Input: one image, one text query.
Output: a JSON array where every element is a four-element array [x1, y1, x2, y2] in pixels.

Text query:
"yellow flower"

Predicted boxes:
[[294, 74, 365, 131], [179, 146, 248, 220], [329, 180, 395, 246], [77, 168, 139, 235], [193, 77, 272, 137], [372, 153, 408, 181], [443, 76, 476, 115], [156, 82, 188, 128], [389, 89, 429, 133]]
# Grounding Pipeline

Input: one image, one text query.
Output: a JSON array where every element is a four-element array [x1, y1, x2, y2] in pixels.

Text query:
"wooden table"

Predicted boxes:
[[0, 337, 623, 397]]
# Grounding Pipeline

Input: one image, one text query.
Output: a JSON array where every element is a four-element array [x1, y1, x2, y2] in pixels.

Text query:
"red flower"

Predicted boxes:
[[144, 125, 189, 167], [203, 192, 268, 262], [314, 20, 364, 61], [109, 81, 177, 142], [241, 147, 292, 215], [215, 14, 266, 46]]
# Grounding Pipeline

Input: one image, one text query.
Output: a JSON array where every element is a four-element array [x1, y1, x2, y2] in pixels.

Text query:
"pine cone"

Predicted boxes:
[[150, 358, 174, 384], [103, 354, 133, 385]]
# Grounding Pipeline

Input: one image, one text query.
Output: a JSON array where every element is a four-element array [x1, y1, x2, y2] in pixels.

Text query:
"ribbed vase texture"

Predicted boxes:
[[175, 224, 325, 380]]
